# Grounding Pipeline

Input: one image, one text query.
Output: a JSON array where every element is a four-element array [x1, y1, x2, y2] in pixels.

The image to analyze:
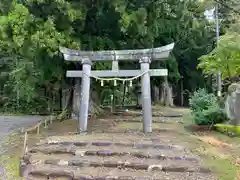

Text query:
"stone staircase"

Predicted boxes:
[[20, 136, 218, 180]]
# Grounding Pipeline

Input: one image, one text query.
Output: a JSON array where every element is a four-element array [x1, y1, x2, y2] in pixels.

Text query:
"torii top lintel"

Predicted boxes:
[[59, 43, 174, 62]]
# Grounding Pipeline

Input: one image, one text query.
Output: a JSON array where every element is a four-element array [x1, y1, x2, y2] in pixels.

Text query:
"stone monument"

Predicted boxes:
[[225, 83, 240, 125]]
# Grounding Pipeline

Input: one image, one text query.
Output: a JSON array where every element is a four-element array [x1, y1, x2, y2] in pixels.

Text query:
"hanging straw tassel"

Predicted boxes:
[[101, 80, 104, 86], [114, 80, 117, 86], [129, 80, 133, 87]]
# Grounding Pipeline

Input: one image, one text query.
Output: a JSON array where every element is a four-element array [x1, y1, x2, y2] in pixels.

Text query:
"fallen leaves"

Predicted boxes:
[[198, 136, 232, 148]]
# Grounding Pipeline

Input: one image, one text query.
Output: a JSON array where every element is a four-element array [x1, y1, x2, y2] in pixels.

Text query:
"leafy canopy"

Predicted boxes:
[[198, 17, 240, 79]]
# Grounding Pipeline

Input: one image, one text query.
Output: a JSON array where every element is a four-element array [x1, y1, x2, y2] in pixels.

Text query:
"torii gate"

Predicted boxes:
[[60, 43, 175, 133]]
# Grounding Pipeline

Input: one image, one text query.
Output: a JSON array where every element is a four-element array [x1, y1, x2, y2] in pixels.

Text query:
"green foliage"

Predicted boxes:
[[189, 89, 227, 125], [192, 105, 227, 125], [198, 6, 240, 80], [198, 32, 240, 79], [0, 0, 80, 112], [215, 124, 240, 137], [0, 0, 218, 112], [189, 89, 217, 112]]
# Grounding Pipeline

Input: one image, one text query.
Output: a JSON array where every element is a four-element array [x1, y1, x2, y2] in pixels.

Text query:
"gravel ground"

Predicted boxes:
[[0, 115, 43, 178]]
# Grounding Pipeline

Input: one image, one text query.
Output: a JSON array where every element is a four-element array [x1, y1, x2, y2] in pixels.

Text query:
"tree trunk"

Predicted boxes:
[[59, 88, 62, 110], [160, 77, 174, 107], [122, 82, 126, 107], [71, 79, 102, 120], [71, 79, 81, 120], [152, 86, 160, 103]]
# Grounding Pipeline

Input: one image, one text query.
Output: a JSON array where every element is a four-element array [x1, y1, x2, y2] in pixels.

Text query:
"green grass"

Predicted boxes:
[[180, 133, 239, 180], [202, 156, 238, 180], [0, 131, 24, 180], [179, 115, 240, 180], [0, 155, 23, 180]]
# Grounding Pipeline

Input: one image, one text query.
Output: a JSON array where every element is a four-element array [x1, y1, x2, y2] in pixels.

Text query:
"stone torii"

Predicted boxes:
[[60, 43, 175, 133]]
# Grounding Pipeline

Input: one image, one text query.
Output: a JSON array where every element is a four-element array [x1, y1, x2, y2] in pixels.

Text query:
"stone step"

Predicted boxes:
[[28, 145, 199, 162], [25, 164, 217, 180], [27, 153, 205, 173], [38, 134, 183, 146], [40, 140, 184, 151]]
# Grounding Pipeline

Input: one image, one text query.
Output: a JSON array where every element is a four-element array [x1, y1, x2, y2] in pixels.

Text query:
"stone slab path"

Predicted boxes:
[[0, 115, 43, 178]]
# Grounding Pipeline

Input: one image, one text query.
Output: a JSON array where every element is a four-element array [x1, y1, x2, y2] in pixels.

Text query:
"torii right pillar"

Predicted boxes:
[[140, 56, 152, 133]]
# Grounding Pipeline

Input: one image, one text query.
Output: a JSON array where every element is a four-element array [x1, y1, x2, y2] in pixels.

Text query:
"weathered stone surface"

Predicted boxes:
[[75, 150, 86, 156], [131, 152, 149, 158], [114, 142, 133, 147], [156, 155, 167, 160], [118, 176, 134, 180], [103, 161, 119, 168], [198, 167, 211, 173], [89, 161, 102, 167], [162, 166, 188, 172], [225, 83, 240, 125], [134, 143, 152, 148], [31, 146, 75, 155], [61, 142, 75, 146], [148, 165, 162, 171], [30, 169, 74, 178], [75, 175, 95, 180], [75, 175, 94, 180], [153, 144, 172, 149], [19, 159, 27, 177], [97, 150, 116, 156], [92, 142, 113, 146], [58, 160, 69, 166], [60, 43, 174, 61], [74, 142, 88, 147], [85, 150, 97, 156], [184, 157, 199, 162], [105, 176, 120, 180], [125, 163, 149, 170], [45, 159, 60, 165], [22, 155, 31, 164], [70, 160, 88, 167]]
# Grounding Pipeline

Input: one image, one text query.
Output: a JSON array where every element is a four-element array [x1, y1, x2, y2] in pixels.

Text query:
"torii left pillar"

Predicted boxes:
[[79, 58, 92, 133], [140, 57, 152, 133]]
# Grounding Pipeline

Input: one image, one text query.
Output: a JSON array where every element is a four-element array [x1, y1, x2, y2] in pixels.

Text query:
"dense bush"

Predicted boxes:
[[189, 89, 227, 125], [189, 89, 217, 112], [192, 105, 228, 125]]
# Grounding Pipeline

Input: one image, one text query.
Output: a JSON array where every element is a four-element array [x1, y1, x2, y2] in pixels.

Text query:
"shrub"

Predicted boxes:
[[189, 89, 217, 112], [193, 105, 228, 125], [189, 89, 227, 125]]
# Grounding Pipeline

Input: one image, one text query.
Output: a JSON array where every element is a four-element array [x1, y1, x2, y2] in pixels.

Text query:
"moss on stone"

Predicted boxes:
[[227, 83, 240, 95], [215, 124, 240, 136]]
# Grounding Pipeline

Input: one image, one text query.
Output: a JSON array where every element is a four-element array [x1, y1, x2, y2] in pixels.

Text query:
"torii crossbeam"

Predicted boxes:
[[60, 43, 175, 133]]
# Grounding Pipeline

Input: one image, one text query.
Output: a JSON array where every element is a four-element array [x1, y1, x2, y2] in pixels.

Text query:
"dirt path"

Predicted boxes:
[[0, 115, 43, 178]]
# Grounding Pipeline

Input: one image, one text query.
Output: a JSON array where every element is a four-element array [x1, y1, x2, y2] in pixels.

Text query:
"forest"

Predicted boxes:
[[0, 0, 239, 114]]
